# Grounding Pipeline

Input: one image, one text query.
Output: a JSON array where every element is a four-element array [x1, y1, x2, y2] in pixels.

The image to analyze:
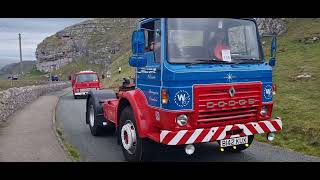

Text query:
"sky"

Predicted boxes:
[[0, 18, 87, 66]]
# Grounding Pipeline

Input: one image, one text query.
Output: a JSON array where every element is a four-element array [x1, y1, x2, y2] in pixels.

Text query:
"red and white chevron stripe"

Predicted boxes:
[[160, 118, 282, 145]]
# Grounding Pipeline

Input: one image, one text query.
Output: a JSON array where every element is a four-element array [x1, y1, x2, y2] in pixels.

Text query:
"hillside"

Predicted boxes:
[[0, 60, 48, 90], [0, 59, 18, 69], [103, 51, 134, 89], [0, 60, 36, 78]]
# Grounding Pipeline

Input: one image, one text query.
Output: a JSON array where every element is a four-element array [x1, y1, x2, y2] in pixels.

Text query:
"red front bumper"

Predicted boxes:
[[159, 118, 282, 145]]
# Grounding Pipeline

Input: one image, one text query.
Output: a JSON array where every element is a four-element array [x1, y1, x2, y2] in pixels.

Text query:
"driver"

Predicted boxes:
[[150, 41, 161, 61], [208, 30, 230, 60]]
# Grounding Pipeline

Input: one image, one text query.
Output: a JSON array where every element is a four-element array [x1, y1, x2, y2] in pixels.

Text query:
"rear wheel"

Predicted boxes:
[[74, 95, 78, 99], [119, 106, 152, 161], [218, 135, 254, 153], [87, 97, 103, 136]]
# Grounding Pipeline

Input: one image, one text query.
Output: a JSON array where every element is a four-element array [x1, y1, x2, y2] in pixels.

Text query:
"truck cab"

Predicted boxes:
[[86, 18, 282, 161], [71, 70, 103, 99]]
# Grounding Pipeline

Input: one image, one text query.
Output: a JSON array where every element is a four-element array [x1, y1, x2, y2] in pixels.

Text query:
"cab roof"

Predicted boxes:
[[76, 70, 97, 74], [139, 18, 256, 23]]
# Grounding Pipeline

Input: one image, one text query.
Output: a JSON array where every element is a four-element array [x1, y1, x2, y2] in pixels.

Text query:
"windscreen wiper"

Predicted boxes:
[[232, 58, 263, 64], [186, 59, 234, 66]]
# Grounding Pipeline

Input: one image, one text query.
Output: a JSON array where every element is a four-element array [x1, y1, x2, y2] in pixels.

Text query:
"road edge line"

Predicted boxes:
[[52, 88, 76, 162]]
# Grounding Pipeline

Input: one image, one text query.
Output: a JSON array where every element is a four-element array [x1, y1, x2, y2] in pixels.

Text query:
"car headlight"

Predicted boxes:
[[176, 114, 188, 126]]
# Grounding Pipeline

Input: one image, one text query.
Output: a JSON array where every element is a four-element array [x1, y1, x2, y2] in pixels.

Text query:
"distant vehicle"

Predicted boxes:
[[8, 75, 18, 80], [48, 75, 59, 81], [69, 70, 103, 99], [52, 75, 59, 81]]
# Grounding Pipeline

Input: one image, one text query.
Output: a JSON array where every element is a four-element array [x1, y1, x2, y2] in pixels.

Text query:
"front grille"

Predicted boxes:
[[194, 82, 262, 126]]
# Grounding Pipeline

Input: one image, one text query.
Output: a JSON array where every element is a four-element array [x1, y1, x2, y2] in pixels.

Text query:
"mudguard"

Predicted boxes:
[[117, 89, 151, 138], [86, 89, 116, 126]]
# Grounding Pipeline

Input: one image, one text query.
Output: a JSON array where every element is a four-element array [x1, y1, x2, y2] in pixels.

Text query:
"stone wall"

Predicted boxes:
[[0, 82, 70, 123]]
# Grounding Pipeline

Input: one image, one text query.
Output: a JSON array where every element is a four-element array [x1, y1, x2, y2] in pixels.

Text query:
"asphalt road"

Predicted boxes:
[[56, 91, 320, 162]]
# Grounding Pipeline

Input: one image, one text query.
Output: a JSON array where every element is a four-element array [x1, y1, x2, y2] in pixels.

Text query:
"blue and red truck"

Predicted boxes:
[[86, 18, 282, 161]]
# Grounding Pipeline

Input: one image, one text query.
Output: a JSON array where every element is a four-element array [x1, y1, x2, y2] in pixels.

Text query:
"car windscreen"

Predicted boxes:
[[76, 74, 98, 82]]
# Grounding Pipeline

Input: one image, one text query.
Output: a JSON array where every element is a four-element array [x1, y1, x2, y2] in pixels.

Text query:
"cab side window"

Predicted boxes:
[[154, 20, 161, 63], [141, 21, 154, 52], [141, 20, 161, 63]]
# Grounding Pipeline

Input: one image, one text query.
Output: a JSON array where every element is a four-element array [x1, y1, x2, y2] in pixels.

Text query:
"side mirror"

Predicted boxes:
[[131, 30, 145, 54], [129, 55, 147, 67], [269, 36, 277, 67]]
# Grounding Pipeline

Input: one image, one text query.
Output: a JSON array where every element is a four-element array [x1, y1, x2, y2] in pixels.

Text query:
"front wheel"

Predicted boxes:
[[119, 106, 152, 161], [218, 135, 254, 153]]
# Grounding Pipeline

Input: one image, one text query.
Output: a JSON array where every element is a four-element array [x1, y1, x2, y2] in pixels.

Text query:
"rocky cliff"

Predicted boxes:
[[256, 18, 287, 36], [35, 18, 287, 72], [36, 18, 138, 72]]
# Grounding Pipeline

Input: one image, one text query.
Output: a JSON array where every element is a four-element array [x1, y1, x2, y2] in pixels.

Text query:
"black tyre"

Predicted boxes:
[[119, 106, 152, 162], [74, 95, 78, 99], [218, 135, 254, 153], [87, 97, 103, 136]]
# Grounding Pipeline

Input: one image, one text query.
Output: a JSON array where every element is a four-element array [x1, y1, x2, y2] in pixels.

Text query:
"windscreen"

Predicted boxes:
[[76, 74, 98, 82], [167, 18, 261, 64]]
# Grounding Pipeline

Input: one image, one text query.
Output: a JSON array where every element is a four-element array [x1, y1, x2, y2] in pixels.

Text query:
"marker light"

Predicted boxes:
[[272, 84, 277, 95], [260, 106, 268, 116], [161, 89, 169, 104]]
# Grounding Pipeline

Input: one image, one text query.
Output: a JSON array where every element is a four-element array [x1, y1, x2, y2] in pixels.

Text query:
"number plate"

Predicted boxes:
[[220, 136, 248, 147], [80, 88, 96, 92]]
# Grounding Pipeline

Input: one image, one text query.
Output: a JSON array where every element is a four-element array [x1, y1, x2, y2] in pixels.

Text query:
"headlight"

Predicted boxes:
[[260, 106, 268, 116], [176, 114, 188, 126]]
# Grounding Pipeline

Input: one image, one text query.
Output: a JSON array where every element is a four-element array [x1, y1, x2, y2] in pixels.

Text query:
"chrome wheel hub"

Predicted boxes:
[[121, 120, 137, 154]]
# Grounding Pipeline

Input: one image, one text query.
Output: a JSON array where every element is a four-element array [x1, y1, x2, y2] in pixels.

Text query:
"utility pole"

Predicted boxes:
[[18, 33, 23, 76]]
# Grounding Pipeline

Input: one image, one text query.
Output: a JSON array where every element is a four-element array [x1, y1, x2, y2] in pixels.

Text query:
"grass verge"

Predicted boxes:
[[53, 90, 81, 162], [55, 124, 81, 162]]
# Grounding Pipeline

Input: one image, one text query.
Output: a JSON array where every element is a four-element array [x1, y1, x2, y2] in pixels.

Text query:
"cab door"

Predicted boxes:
[[136, 19, 162, 108]]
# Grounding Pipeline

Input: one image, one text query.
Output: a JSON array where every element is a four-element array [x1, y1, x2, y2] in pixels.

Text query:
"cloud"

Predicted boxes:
[[0, 18, 87, 62]]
